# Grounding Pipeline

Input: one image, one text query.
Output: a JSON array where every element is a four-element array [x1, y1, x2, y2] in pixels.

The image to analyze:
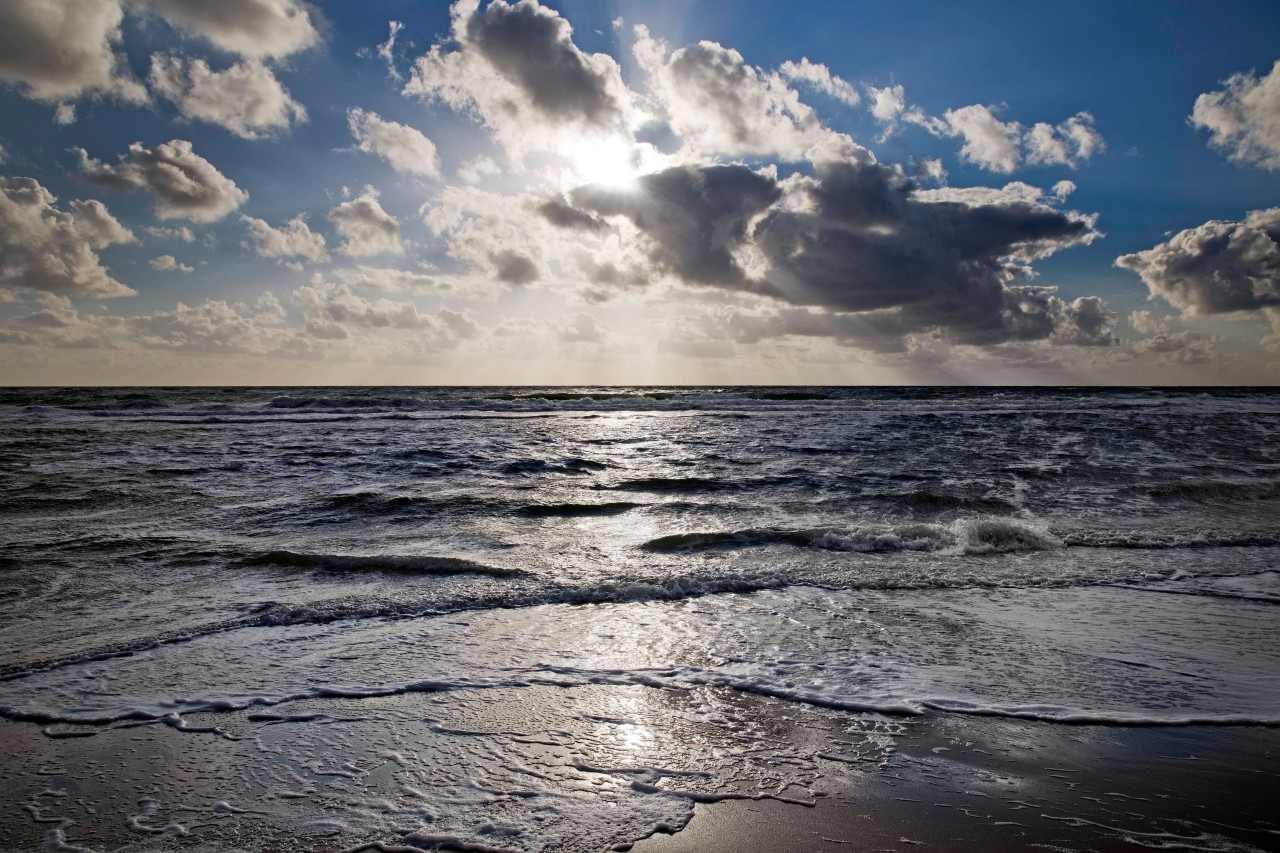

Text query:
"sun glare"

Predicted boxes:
[[569, 136, 651, 189]]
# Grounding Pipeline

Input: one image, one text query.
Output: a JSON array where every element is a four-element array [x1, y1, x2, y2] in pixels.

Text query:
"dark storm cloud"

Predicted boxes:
[[568, 160, 1104, 347], [537, 198, 608, 232], [572, 164, 782, 286]]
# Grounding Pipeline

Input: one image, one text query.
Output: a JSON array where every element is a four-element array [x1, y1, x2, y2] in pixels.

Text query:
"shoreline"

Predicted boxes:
[[633, 712, 1280, 853]]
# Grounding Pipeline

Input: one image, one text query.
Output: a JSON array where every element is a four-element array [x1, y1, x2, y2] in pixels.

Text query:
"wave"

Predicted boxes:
[[501, 457, 610, 475], [1143, 481, 1280, 502], [519, 501, 642, 517], [642, 519, 1062, 556], [243, 550, 522, 577]]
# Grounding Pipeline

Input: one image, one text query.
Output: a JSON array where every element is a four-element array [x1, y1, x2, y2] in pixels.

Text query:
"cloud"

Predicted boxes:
[[69, 199, 137, 247], [778, 58, 859, 106], [377, 20, 406, 81], [347, 108, 441, 178], [327, 187, 403, 257], [0, 0, 147, 103], [942, 104, 1023, 173], [1024, 112, 1104, 168], [405, 0, 634, 157], [1191, 60, 1280, 170], [293, 280, 480, 346], [145, 225, 196, 242], [635, 28, 861, 163], [457, 155, 500, 184], [330, 266, 456, 294], [127, 293, 291, 352], [242, 214, 328, 262], [150, 254, 193, 272], [54, 103, 77, 125], [78, 139, 249, 222], [129, 0, 320, 60], [0, 177, 136, 298], [1116, 208, 1280, 324], [866, 84, 906, 123], [567, 160, 1103, 349], [149, 55, 306, 139]]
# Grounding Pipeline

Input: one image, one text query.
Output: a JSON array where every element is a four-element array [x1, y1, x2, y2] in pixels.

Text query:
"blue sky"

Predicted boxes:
[[1, 0, 1278, 384]]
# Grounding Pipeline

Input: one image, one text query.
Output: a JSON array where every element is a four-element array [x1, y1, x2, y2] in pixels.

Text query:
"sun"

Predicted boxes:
[[568, 136, 657, 189]]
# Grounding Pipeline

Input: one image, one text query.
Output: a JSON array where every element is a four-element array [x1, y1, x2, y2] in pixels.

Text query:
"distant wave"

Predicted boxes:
[[243, 550, 522, 577], [642, 519, 1062, 556], [519, 501, 642, 517]]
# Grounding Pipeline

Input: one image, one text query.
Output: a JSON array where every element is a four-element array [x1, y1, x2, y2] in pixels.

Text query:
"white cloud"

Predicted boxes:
[[129, 0, 320, 60], [241, 214, 328, 262], [635, 28, 863, 164], [149, 55, 306, 139], [348, 108, 441, 178], [0, 177, 136, 298], [778, 58, 859, 106], [78, 139, 248, 222], [293, 280, 481, 348], [332, 266, 456, 294], [866, 84, 906, 122], [942, 104, 1023, 173], [145, 225, 196, 242], [54, 103, 76, 125], [0, 0, 147, 103], [1024, 112, 1104, 168], [1191, 60, 1280, 170], [327, 187, 403, 257], [457, 155, 500, 184], [377, 20, 405, 80], [150, 254, 193, 272]]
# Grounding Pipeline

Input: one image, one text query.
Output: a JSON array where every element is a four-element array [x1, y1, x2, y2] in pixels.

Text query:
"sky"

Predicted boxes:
[[1, 0, 1278, 385]]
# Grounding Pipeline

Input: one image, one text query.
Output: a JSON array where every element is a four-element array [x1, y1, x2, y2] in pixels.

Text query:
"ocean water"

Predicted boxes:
[[2, 386, 1279, 850]]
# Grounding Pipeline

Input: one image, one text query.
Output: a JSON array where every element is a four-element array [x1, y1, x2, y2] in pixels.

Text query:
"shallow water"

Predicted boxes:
[[2, 386, 1278, 850]]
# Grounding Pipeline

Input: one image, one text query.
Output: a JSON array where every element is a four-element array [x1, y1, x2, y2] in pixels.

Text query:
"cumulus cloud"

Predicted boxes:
[[331, 266, 455, 294], [1116, 208, 1280, 324], [1191, 60, 1280, 170], [130, 0, 320, 60], [866, 84, 906, 123], [457, 155, 500, 184], [567, 160, 1103, 349], [635, 28, 861, 163], [348, 108, 441, 178], [145, 225, 195, 242], [405, 0, 635, 157], [69, 199, 136, 247], [1024, 112, 1104, 168], [149, 55, 307, 139], [778, 58, 859, 106], [150, 254, 193, 272], [0, 0, 147, 103], [942, 105, 1023, 173], [327, 187, 403, 257], [293, 280, 480, 346], [127, 293, 291, 352], [54, 103, 77, 125], [78, 139, 248, 222], [242, 214, 328, 262], [0, 177, 135, 298]]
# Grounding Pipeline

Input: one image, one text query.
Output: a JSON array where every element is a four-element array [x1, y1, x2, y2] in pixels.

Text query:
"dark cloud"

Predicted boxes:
[[78, 139, 248, 222], [537, 198, 607, 232], [1116, 208, 1280, 315], [464, 0, 620, 126], [569, 159, 1104, 348], [572, 164, 781, 286], [490, 249, 539, 284]]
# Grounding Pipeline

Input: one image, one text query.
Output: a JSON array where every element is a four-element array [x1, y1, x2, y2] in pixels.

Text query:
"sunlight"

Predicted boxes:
[[569, 136, 650, 189]]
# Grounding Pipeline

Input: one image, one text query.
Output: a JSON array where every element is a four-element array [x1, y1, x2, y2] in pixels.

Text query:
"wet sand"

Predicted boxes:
[[634, 714, 1280, 852], [3, 690, 1278, 852]]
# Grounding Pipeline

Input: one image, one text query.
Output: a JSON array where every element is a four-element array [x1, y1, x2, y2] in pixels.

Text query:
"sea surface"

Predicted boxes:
[[2, 386, 1279, 850]]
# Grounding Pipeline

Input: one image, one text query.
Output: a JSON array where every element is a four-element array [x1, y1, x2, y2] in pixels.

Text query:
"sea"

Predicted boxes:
[[1, 386, 1278, 851]]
